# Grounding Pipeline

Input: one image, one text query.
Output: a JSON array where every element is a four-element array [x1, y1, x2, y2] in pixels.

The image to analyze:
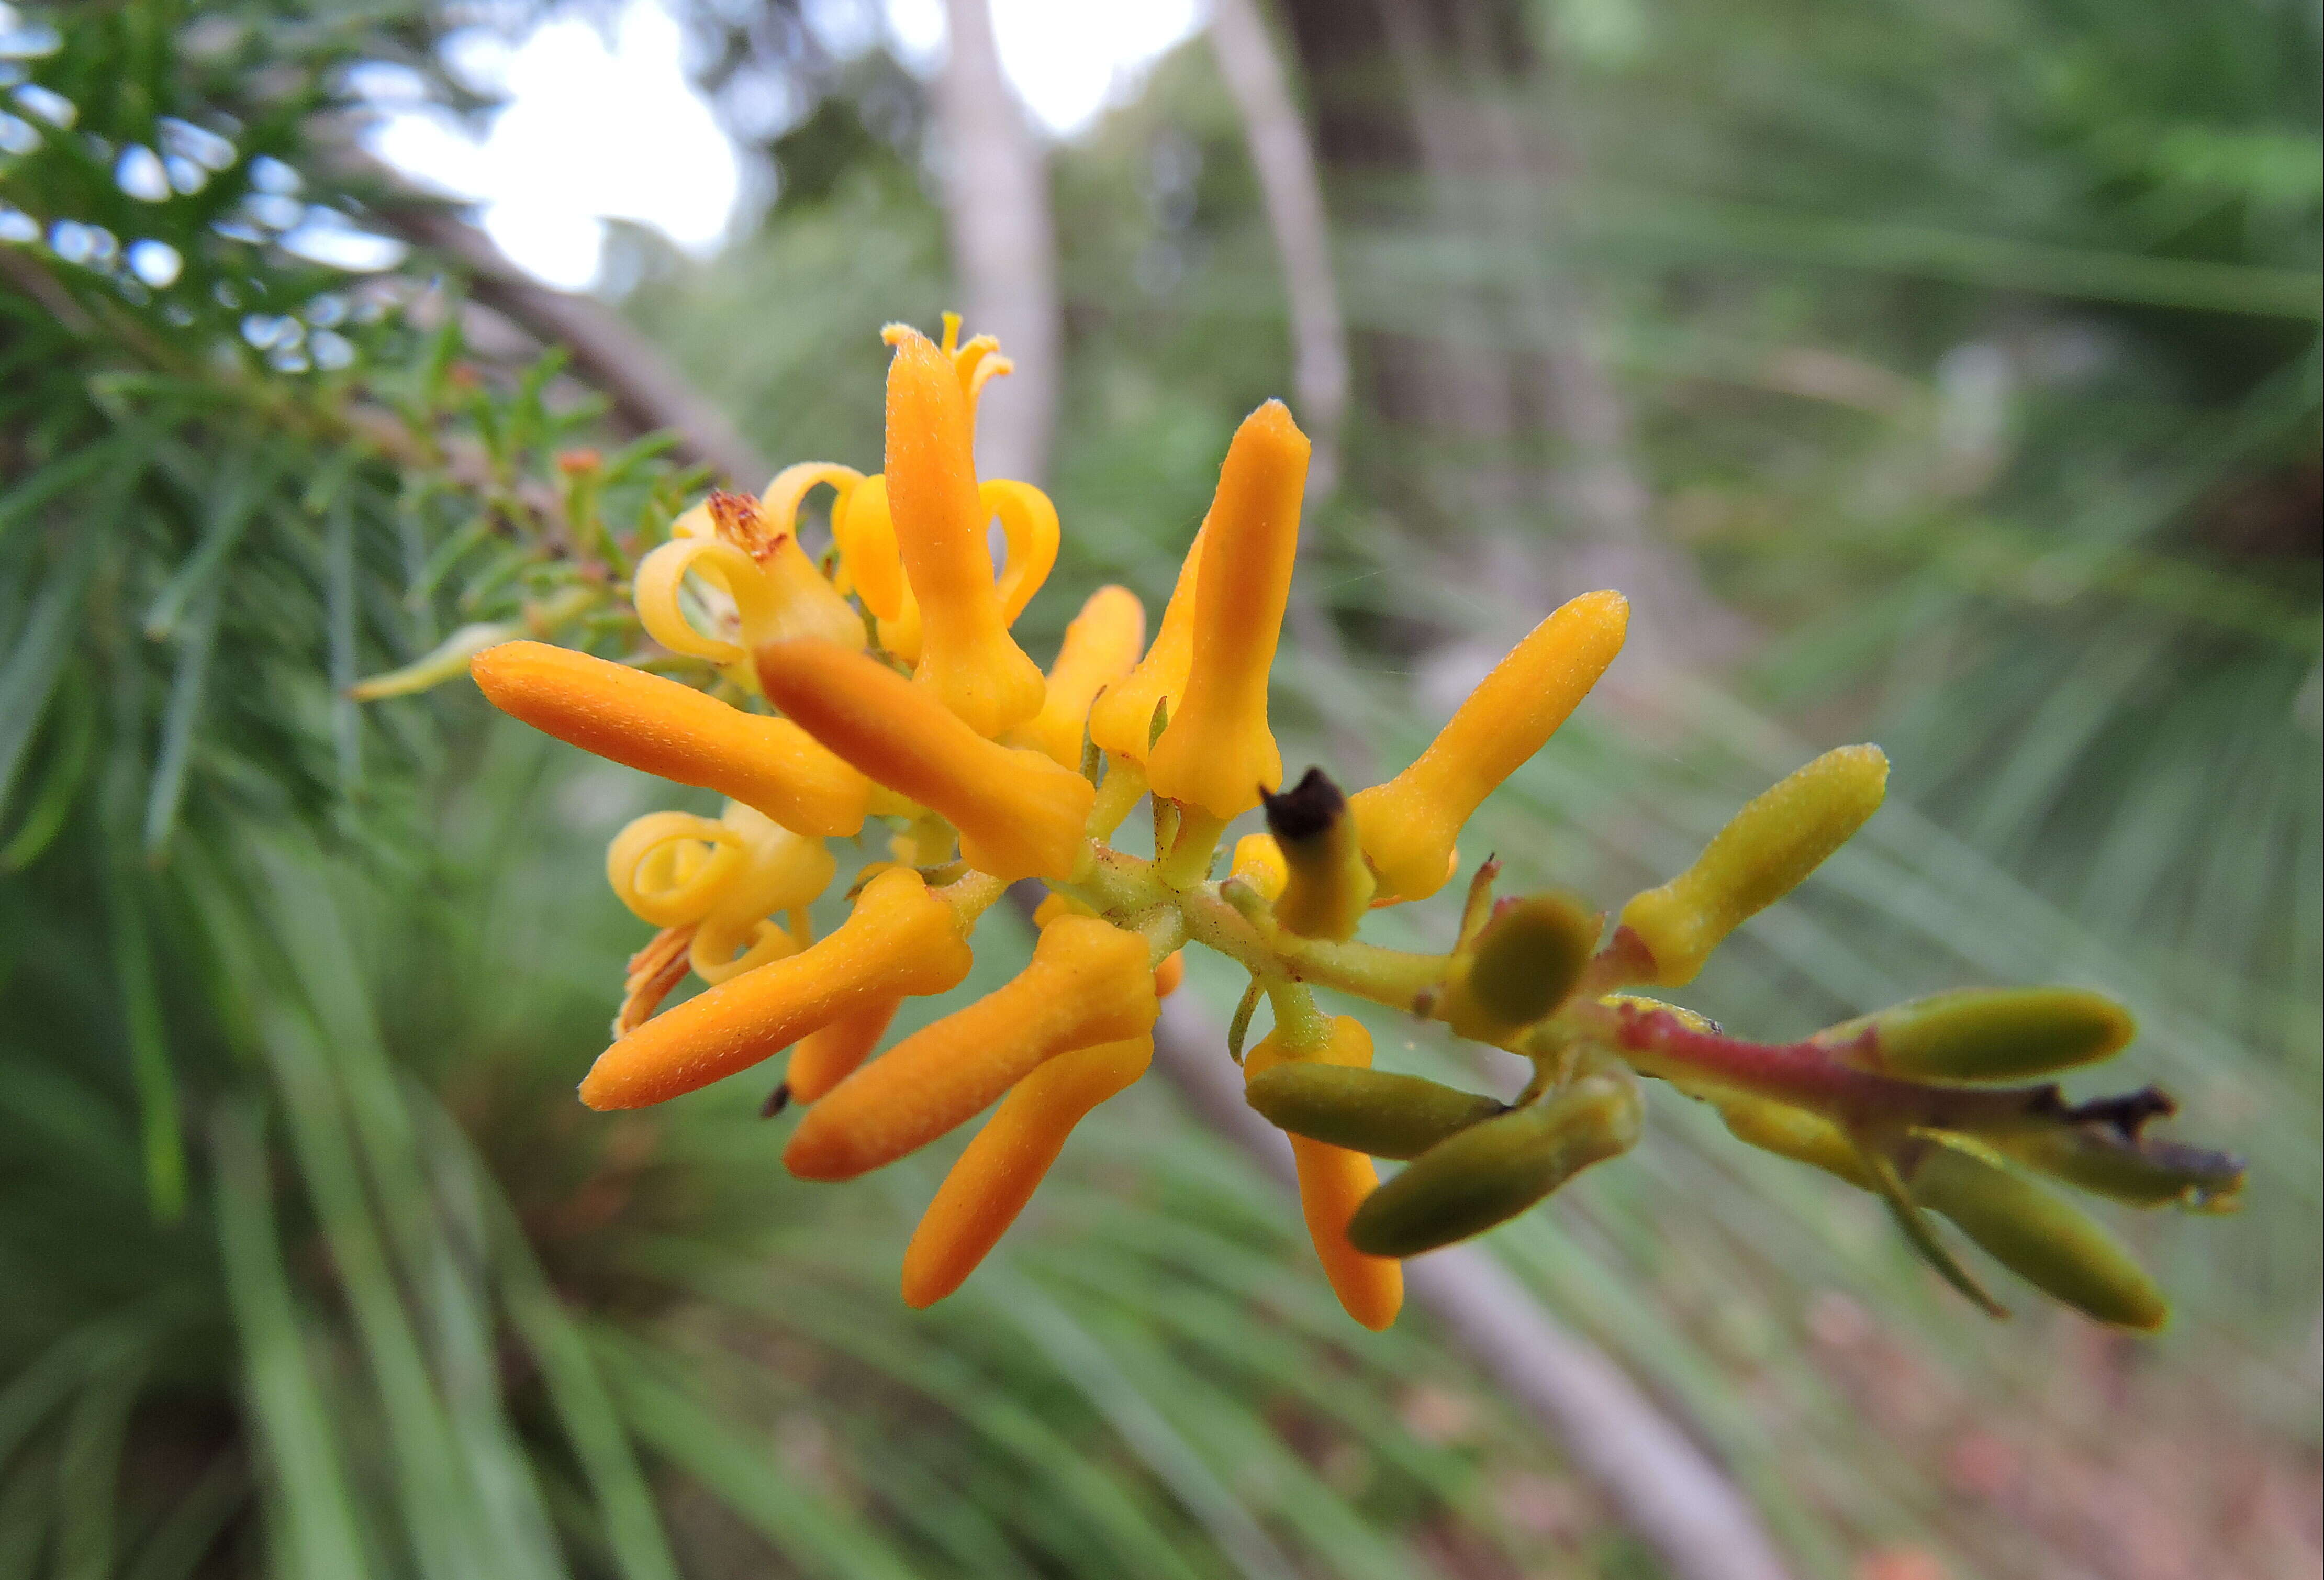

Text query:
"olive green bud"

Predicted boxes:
[[2003, 1127, 2246, 1214], [1910, 1144, 2167, 1331], [1262, 767, 1377, 941], [1348, 1073, 1641, 1257], [1439, 893, 1601, 1043], [1245, 1063, 1509, 1159], [1619, 744, 1887, 986], [1818, 987, 2133, 1083], [1712, 1092, 1871, 1188]]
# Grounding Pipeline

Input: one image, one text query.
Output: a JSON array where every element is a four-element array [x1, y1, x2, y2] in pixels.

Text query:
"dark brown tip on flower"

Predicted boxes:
[[2063, 1084, 2176, 1139], [708, 489, 783, 562], [1261, 766, 1346, 845], [760, 1081, 792, 1119]]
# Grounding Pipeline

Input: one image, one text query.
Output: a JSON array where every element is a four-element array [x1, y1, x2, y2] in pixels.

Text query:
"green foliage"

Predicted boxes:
[[3, 1, 2316, 1576]]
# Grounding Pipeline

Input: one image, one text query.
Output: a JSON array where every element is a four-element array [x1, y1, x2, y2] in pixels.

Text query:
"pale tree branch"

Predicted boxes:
[[1208, 0, 1350, 502], [356, 152, 772, 487], [934, 0, 1063, 487]]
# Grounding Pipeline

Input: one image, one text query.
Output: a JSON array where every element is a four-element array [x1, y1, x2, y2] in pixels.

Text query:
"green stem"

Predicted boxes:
[[1265, 981, 1331, 1053]]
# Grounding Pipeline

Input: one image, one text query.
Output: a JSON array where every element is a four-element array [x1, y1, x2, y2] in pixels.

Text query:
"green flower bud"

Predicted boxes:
[[1348, 1073, 1641, 1257], [1819, 987, 2133, 1083], [1712, 1092, 1871, 1187], [1245, 1063, 1508, 1159], [1440, 893, 1600, 1043], [2002, 1127, 2246, 1214], [1619, 744, 1887, 986], [1910, 1144, 2168, 1331], [1262, 767, 1377, 941]]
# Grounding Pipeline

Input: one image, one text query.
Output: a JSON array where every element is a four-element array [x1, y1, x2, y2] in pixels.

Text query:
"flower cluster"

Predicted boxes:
[[472, 316, 2243, 1331]]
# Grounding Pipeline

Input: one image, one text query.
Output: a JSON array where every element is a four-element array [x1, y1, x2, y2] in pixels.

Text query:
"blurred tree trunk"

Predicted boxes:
[[1209, 0, 1351, 502], [1278, 0, 1751, 680], [935, 0, 1061, 487]]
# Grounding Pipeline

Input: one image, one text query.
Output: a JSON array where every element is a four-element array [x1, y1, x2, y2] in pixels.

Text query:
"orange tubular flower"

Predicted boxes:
[[1245, 1017, 1404, 1331], [882, 326, 1047, 738], [900, 1033, 1154, 1307], [1349, 589, 1629, 903], [1086, 526, 1204, 765], [785, 996, 901, 1103], [754, 637, 1095, 883], [1147, 402, 1310, 821], [1019, 585, 1147, 768], [578, 869, 970, 1110], [472, 641, 869, 837], [785, 915, 1159, 1181]]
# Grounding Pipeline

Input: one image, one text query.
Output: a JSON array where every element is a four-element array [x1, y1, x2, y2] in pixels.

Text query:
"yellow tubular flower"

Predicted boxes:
[[881, 326, 1046, 738], [471, 642, 869, 837], [900, 1034, 1154, 1308], [1086, 525, 1205, 764], [786, 916, 1159, 1180], [1229, 832, 1289, 903], [1146, 403, 1310, 820], [830, 475, 922, 662], [754, 638, 1095, 883], [786, 997, 901, 1103], [579, 869, 970, 1110], [1245, 1017, 1403, 1331], [1019, 585, 1147, 767], [1349, 590, 1630, 903], [1619, 743, 1889, 986], [737, 479, 868, 651]]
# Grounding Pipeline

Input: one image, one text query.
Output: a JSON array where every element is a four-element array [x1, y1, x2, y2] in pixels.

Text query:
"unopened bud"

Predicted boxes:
[[1146, 402, 1309, 819], [1261, 768, 1376, 941], [1439, 894, 1600, 1042], [1712, 1093, 1870, 1187], [1909, 1144, 2167, 1331], [1348, 591, 1627, 902], [2003, 1127, 2246, 1214], [1619, 744, 1888, 986], [1819, 986, 2133, 1082], [1245, 1064, 1507, 1159], [1347, 1073, 1641, 1257]]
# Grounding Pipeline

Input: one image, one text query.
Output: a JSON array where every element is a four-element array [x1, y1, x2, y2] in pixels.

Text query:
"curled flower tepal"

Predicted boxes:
[[1147, 402, 1309, 822], [755, 637, 1095, 883], [1019, 585, 1146, 768], [786, 915, 1159, 1181], [472, 642, 869, 837], [635, 485, 866, 677], [881, 325, 1049, 738], [902, 1033, 1153, 1308], [1349, 590, 1629, 904], [579, 868, 971, 1110], [1618, 743, 1888, 986], [1245, 1017, 1403, 1331], [1086, 525, 1204, 766], [605, 802, 834, 983], [448, 311, 2243, 1337]]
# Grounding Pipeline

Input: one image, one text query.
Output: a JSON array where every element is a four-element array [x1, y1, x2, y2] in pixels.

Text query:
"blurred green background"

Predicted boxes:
[[0, 1, 2316, 1576]]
